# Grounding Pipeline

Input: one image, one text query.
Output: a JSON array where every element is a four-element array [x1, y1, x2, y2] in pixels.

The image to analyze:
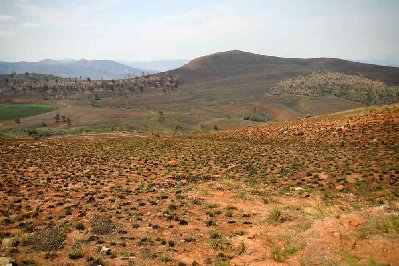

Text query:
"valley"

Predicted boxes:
[[3, 51, 399, 137]]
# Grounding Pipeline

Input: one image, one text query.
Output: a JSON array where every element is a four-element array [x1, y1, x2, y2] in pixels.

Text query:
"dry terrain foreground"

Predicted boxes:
[[0, 104, 398, 266]]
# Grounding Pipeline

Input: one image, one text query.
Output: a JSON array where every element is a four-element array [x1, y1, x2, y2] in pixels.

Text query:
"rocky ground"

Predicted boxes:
[[0, 104, 398, 266]]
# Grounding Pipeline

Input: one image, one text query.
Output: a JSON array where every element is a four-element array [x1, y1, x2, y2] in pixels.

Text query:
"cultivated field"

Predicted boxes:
[[1, 104, 398, 265], [0, 103, 54, 122]]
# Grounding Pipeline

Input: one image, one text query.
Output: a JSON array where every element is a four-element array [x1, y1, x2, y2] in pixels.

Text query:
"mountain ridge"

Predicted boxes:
[[120, 59, 188, 72], [0, 59, 148, 80]]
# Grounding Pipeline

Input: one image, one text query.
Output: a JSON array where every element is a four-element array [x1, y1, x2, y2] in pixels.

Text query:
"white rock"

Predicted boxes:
[[100, 246, 111, 255]]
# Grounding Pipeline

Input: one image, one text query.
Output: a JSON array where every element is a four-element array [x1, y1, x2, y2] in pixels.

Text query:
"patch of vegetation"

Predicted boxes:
[[269, 235, 299, 262], [138, 236, 154, 245], [0, 103, 54, 122], [90, 217, 115, 235], [358, 215, 399, 239], [27, 227, 65, 251], [236, 241, 246, 255], [69, 247, 84, 260], [209, 231, 230, 250], [266, 209, 289, 224], [75, 222, 85, 230], [271, 244, 298, 262]]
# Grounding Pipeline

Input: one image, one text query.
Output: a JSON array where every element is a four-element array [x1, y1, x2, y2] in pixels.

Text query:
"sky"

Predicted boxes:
[[0, 0, 398, 66]]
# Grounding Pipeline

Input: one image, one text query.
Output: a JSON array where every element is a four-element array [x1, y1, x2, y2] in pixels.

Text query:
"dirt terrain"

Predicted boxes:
[[0, 104, 398, 265]]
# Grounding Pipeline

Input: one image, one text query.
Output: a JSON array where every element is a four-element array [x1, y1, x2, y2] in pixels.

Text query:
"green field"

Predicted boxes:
[[0, 103, 54, 122]]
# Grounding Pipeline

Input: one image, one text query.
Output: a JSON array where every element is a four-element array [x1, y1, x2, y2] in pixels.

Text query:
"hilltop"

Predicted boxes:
[[171, 50, 399, 84]]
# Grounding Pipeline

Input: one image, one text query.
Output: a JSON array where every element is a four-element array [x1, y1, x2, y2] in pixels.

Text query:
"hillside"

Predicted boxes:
[[0, 104, 398, 265], [271, 72, 399, 105], [0, 59, 147, 80], [170, 50, 399, 85]]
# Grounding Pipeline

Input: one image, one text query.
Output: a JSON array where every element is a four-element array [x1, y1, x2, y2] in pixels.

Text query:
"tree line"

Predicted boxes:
[[1, 72, 180, 100]]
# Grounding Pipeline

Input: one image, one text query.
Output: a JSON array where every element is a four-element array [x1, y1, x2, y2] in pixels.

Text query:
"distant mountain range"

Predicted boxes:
[[0, 59, 188, 80], [0, 59, 149, 80], [119, 59, 188, 72], [2, 51, 398, 83]]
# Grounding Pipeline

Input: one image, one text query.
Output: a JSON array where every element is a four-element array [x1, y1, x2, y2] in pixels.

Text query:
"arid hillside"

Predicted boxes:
[[0, 104, 398, 265], [170, 50, 399, 84]]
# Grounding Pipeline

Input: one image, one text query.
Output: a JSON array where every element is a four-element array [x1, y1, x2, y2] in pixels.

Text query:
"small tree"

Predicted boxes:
[[66, 117, 71, 125], [55, 113, 60, 123], [158, 111, 165, 123], [15, 118, 21, 124]]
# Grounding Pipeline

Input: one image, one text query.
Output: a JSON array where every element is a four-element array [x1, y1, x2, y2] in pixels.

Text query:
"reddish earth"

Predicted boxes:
[[0, 104, 398, 265]]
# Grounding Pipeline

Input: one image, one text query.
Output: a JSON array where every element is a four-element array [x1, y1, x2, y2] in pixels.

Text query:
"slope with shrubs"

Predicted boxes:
[[271, 72, 399, 105], [0, 104, 398, 265]]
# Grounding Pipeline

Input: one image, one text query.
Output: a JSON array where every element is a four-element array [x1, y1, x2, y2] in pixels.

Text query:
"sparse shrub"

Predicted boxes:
[[214, 261, 229, 266], [90, 217, 115, 235], [271, 244, 298, 262], [138, 236, 153, 245], [157, 191, 168, 199], [64, 206, 72, 215], [225, 209, 233, 218], [159, 253, 171, 262], [69, 248, 84, 260], [205, 218, 216, 226], [209, 231, 221, 240], [236, 241, 246, 255], [262, 196, 274, 204], [75, 223, 85, 230], [358, 215, 399, 238], [266, 209, 288, 224], [87, 256, 103, 266], [27, 227, 65, 251], [44, 251, 57, 260]]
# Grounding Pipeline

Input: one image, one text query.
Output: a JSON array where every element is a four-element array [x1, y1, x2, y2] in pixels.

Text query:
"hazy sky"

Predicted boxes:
[[0, 0, 398, 65]]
